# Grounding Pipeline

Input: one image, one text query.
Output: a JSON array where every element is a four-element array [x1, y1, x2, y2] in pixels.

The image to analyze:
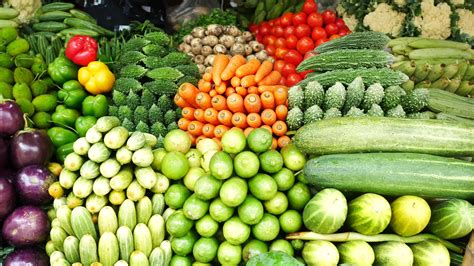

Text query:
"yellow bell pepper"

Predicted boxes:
[[78, 61, 115, 95]]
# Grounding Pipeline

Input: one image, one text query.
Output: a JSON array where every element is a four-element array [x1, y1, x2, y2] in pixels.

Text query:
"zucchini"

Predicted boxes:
[[427, 89, 474, 119], [303, 153, 474, 200], [315, 32, 390, 53], [129, 251, 149, 266], [149, 247, 165, 265], [98, 232, 119, 266], [56, 205, 74, 236], [41, 2, 75, 12], [71, 206, 97, 241], [32, 22, 68, 32], [0, 7, 19, 19], [294, 117, 474, 157], [136, 196, 153, 224], [39, 11, 72, 22]]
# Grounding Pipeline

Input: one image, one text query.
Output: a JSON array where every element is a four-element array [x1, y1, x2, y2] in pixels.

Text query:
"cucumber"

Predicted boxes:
[[69, 9, 97, 24], [409, 48, 473, 60], [50, 226, 68, 252], [148, 215, 165, 248], [315, 32, 390, 53], [0, 20, 18, 28], [56, 205, 74, 236], [98, 232, 119, 266], [133, 223, 153, 257], [71, 206, 97, 241], [0, 7, 19, 19], [63, 236, 80, 263], [63, 18, 114, 37], [407, 39, 471, 50], [98, 206, 118, 235], [294, 117, 474, 157], [118, 199, 137, 229], [304, 153, 474, 199], [39, 11, 72, 22], [117, 226, 134, 262], [41, 2, 75, 12], [79, 234, 98, 266], [427, 89, 474, 119], [32, 22, 68, 32], [59, 28, 99, 38]]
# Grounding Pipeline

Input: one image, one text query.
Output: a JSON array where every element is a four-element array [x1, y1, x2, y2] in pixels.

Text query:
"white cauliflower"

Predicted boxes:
[[336, 5, 358, 32], [413, 0, 452, 39], [363, 3, 406, 37], [450, 0, 465, 7], [393, 0, 407, 7], [455, 8, 474, 36], [6, 0, 41, 24]]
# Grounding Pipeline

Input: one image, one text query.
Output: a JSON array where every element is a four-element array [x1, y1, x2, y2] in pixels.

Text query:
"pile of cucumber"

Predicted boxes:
[[0, 7, 20, 28], [389, 37, 474, 96]]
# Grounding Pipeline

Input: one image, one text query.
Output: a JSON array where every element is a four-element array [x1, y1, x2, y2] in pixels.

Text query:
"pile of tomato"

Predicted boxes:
[[249, 0, 351, 87]]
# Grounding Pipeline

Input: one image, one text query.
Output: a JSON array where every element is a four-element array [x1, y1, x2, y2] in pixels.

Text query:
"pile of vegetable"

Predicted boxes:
[[233, 0, 305, 25], [0, 6, 22, 28], [108, 31, 200, 141], [0, 0, 41, 26], [175, 55, 290, 147], [389, 37, 473, 96], [250, 0, 351, 87], [160, 128, 310, 264], [178, 24, 269, 75], [0, 100, 55, 265]]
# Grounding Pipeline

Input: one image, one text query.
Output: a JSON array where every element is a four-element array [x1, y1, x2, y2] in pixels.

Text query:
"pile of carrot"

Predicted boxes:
[[174, 54, 291, 149]]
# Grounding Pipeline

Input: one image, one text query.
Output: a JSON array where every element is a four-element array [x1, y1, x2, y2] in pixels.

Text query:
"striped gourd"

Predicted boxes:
[[98, 206, 118, 235], [315, 32, 390, 53], [151, 194, 165, 215], [302, 189, 348, 234], [71, 207, 97, 240], [428, 199, 474, 240], [294, 117, 474, 157], [149, 248, 165, 265], [303, 153, 474, 200], [113, 261, 128, 266], [118, 199, 137, 230], [346, 194, 392, 235], [427, 89, 474, 119], [79, 235, 98, 266], [98, 232, 119, 266], [133, 223, 153, 257], [50, 251, 66, 265], [50, 226, 68, 252], [148, 215, 165, 248], [160, 240, 172, 265], [136, 197, 153, 224], [129, 251, 149, 266], [63, 236, 80, 263], [85, 193, 108, 214], [116, 226, 134, 262], [411, 240, 450, 266]]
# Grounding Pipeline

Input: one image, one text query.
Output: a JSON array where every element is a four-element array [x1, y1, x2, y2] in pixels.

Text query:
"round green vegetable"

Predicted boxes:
[[219, 177, 247, 207], [164, 129, 191, 153], [182, 194, 209, 220], [247, 128, 272, 153], [390, 195, 431, 237], [264, 192, 288, 215], [337, 241, 375, 266], [428, 199, 474, 240], [237, 195, 264, 225], [287, 182, 311, 210], [279, 210, 303, 233], [249, 173, 277, 201], [259, 150, 284, 174], [165, 184, 191, 210], [209, 198, 234, 223], [252, 213, 280, 242], [272, 168, 295, 191], [302, 240, 339, 266], [218, 241, 242, 265], [221, 128, 246, 154], [233, 151, 260, 178], [194, 174, 222, 201], [223, 217, 250, 245], [303, 188, 347, 234], [269, 240, 294, 257], [193, 237, 219, 263], [161, 151, 189, 180], [196, 215, 219, 238], [166, 210, 194, 238], [374, 242, 413, 266], [210, 151, 233, 180], [243, 240, 268, 262], [410, 240, 450, 266], [347, 193, 392, 235], [171, 230, 199, 256]]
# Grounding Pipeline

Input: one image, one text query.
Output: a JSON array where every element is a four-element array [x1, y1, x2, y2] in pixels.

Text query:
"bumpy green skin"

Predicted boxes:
[[288, 85, 304, 110], [167, 122, 178, 132], [112, 90, 127, 106], [134, 106, 148, 124], [136, 121, 150, 133], [287, 107, 304, 131], [386, 105, 406, 118], [323, 82, 346, 111], [144, 31, 170, 46], [367, 104, 384, 117], [126, 91, 140, 111], [143, 80, 178, 96], [304, 81, 325, 109], [149, 104, 164, 124], [381, 85, 406, 111], [345, 107, 365, 117], [304, 105, 324, 124], [343, 77, 365, 113], [114, 78, 142, 94], [315, 32, 391, 53], [323, 108, 342, 119], [401, 88, 429, 113], [174, 64, 200, 78], [119, 51, 146, 65], [407, 112, 433, 119], [157, 95, 173, 111], [120, 64, 147, 79], [162, 52, 191, 67], [142, 44, 168, 57], [361, 83, 384, 111], [108, 106, 118, 117], [164, 110, 177, 126], [118, 106, 133, 122], [151, 122, 167, 137], [140, 89, 156, 109], [122, 118, 135, 131]]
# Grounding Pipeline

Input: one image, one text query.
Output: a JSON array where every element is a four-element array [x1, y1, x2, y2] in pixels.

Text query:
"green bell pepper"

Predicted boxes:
[[55, 142, 74, 164], [75, 116, 97, 137], [52, 105, 80, 128], [58, 80, 87, 109], [47, 127, 79, 148], [82, 94, 108, 118], [47, 55, 78, 85]]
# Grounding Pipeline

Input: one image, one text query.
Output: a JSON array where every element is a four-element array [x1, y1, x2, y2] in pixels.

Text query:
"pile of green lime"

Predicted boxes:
[[157, 128, 309, 265]]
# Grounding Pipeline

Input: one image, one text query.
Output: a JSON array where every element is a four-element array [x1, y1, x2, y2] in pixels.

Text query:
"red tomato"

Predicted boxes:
[[286, 35, 298, 49], [335, 18, 346, 29], [274, 60, 285, 73], [280, 12, 294, 27], [266, 44, 276, 56], [292, 12, 307, 26], [338, 29, 349, 36], [315, 38, 328, 46], [275, 47, 289, 59], [275, 37, 287, 48], [264, 35, 277, 45], [274, 18, 281, 26], [284, 26, 296, 36], [256, 34, 263, 43], [286, 73, 303, 87], [259, 23, 271, 36], [329, 34, 341, 40], [302, 0, 318, 14], [279, 76, 286, 85], [311, 27, 327, 40], [295, 24, 311, 38], [296, 37, 315, 54], [325, 23, 339, 36], [284, 49, 304, 66], [249, 24, 259, 33], [272, 26, 285, 37], [268, 19, 275, 27], [322, 10, 337, 24], [307, 12, 323, 28], [281, 63, 296, 77]]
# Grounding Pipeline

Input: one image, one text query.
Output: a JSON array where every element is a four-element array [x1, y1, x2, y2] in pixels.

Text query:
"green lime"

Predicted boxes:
[[221, 128, 246, 154], [238, 195, 264, 225], [234, 151, 260, 178], [151, 148, 167, 171], [170, 255, 192, 266], [209, 198, 234, 222], [217, 241, 242, 265], [273, 168, 295, 191], [279, 210, 303, 233], [249, 174, 278, 201], [196, 138, 220, 154], [252, 213, 280, 242], [264, 192, 288, 215], [259, 150, 284, 174], [164, 129, 192, 153], [183, 194, 210, 220], [183, 167, 206, 192], [270, 239, 294, 257], [186, 148, 202, 168], [210, 151, 233, 180], [165, 184, 191, 209], [194, 174, 222, 200], [220, 177, 248, 207], [166, 210, 194, 237], [247, 128, 272, 153], [196, 215, 219, 237], [287, 182, 311, 211], [193, 237, 219, 263], [243, 239, 268, 262], [223, 217, 251, 245], [281, 144, 306, 171], [161, 151, 190, 180], [171, 230, 199, 256]]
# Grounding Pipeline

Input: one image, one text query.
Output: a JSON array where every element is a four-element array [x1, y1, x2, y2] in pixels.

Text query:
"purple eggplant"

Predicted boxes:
[[15, 165, 54, 206], [4, 248, 49, 266], [0, 101, 24, 137], [0, 176, 15, 220], [0, 138, 9, 168], [10, 129, 53, 169], [1, 206, 50, 247]]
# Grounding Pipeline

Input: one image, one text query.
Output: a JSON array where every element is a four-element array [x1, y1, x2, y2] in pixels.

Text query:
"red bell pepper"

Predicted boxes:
[[65, 35, 98, 66]]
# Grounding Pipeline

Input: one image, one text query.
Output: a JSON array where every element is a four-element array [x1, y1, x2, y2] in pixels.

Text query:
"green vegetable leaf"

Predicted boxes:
[[246, 251, 303, 266]]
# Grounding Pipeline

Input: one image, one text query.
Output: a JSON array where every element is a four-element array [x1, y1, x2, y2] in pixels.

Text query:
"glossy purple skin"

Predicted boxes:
[[0, 177, 15, 220], [0, 167, 16, 183], [10, 130, 53, 169], [15, 165, 54, 206], [1, 206, 50, 247], [4, 248, 49, 266], [0, 101, 24, 137], [0, 138, 9, 168]]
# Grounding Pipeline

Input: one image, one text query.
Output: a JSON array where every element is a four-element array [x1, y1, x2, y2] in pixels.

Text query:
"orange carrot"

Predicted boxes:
[[272, 121, 287, 137], [275, 105, 288, 121], [214, 125, 230, 138], [236, 59, 261, 78], [271, 137, 278, 149], [212, 54, 230, 86], [218, 110, 233, 127], [181, 107, 195, 120], [246, 113, 262, 128], [255, 60, 273, 83], [261, 109, 277, 126], [257, 85, 283, 94], [258, 71, 282, 86], [178, 83, 199, 107], [202, 124, 215, 138], [221, 55, 246, 81], [244, 94, 262, 114], [244, 127, 254, 137], [231, 76, 241, 88], [188, 121, 204, 136], [188, 132, 197, 145], [240, 75, 257, 88], [215, 82, 227, 95], [277, 136, 291, 148], [204, 108, 219, 125], [178, 118, 191, 130], [236, 86, 247, 97], [260, 125, 273, 134], [203, 72, 212, 82], [174, 94, 191, 108], [225, 87, 236, 97], [198, 79, 206, 90], [274, 86, 288, 105], [212, 95, 227, 111], [248, 86, 259, 95], [232, 112, 248, 128], [194, 108, 206, 123], [198, 80, 212, 92], [209, 89, 217, 97], [226, 93, 245, 113], [261, 91, 275, 110], [195, 92, 212, 110]]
